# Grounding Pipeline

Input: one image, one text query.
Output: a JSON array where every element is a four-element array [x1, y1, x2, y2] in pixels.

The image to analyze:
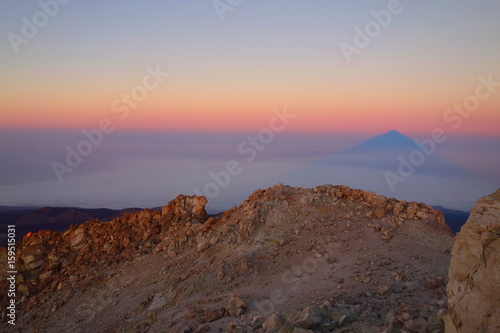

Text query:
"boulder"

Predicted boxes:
[[70, 226, 86, 248], [297, 306, 325, 328], [262, 313, 285, 332], [375, 207, 386, 218], [162, 195, 208, 224], [225, 292, 247, 317], [21, 253, 44, 271], [446, 189, 500, 332]]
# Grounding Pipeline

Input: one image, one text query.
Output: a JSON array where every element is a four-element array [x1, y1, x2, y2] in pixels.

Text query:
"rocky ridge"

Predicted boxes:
[[1, 184, 454, 332]]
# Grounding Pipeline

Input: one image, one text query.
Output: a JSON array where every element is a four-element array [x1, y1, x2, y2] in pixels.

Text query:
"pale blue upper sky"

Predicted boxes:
[[2, 1, 499, 72]]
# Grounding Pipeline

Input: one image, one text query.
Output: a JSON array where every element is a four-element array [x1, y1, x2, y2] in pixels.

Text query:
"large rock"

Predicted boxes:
[[446, 189, 500, 332], [161, 195, 208, 224], [297, 306, 325, 328], [21, 253, 45, 271], [70, 226, 86, 248], [225, 292, 247, 317]]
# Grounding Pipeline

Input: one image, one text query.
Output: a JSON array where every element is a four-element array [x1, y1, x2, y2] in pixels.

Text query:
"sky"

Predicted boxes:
[[0, 1, 499, 210], [1, 0, 499, 133]]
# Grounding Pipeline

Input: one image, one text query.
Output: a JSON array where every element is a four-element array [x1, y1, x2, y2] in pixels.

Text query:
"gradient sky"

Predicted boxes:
[[1, 0, 499, 134]]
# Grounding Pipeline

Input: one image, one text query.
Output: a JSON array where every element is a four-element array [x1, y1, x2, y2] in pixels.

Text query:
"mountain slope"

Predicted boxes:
[[1, 184, 453, 332], [0, 206, 142, 247], [432, 206, 470, 235]]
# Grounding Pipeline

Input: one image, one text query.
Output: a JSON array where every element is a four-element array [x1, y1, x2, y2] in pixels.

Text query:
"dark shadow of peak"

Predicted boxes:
[[311, 130, 480, 180], [338, 130, 418, 155]]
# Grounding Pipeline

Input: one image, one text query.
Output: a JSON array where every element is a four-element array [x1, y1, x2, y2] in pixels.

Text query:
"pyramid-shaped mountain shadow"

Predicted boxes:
[[315, 130, 474, 179], [278, 130, 496, 210]]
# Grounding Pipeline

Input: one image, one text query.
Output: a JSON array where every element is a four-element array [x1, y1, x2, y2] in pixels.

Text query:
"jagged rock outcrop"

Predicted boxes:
[[446, 189, 500, 332], [0, 195, 208, 313], [1, 185, 454, 332], [161, 195, 208, 224]]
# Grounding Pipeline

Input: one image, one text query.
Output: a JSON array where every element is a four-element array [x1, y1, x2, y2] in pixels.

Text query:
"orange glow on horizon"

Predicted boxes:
[[2, 80, 499, 135], [2, 106, 499, 136]]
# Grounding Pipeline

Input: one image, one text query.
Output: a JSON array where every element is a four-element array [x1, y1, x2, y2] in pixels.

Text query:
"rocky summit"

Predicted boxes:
[[1, 184, 458, 332]]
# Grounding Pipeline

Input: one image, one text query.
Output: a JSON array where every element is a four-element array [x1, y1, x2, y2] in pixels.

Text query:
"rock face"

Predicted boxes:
[[446, 189, 500, 333], [161, 195, 208, 224]]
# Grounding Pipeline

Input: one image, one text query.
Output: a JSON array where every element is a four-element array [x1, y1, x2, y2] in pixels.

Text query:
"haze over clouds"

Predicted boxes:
[[0, 1, 499, 212], [1, 130, 498, 212]]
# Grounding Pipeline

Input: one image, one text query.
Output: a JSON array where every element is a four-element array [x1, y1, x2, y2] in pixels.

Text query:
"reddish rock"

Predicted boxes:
[[375, 207, 386, 218], [162, 195, 208, 224]]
